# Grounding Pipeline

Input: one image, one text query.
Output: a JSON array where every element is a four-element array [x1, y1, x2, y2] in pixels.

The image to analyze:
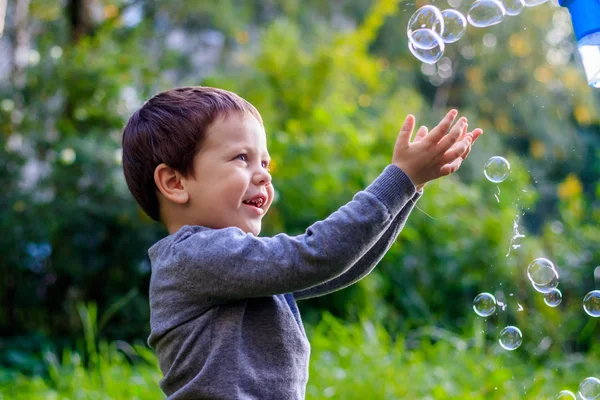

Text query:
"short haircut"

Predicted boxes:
[[121, 86, 263, 221]]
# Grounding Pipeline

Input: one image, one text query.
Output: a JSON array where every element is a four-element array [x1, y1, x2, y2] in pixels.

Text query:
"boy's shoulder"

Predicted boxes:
[[148, 224, 250, 261]]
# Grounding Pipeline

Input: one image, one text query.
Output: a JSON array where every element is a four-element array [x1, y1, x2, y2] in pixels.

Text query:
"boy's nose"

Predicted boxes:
[[253, 168, 271, 186]]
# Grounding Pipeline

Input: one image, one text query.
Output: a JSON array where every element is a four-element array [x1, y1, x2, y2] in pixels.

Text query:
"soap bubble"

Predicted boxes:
[[409, 29, 441, 50], [501, 0, 525, 15], [583, 290, 600, 317], [544, 288, 562, 307], [579, 377, 600, 400], [467, 0, 506, 28], [407, 6, 444, 49], [523, 0, 548, 6], [440, 9, 467, 43], [527, 258, 559, 293], [555, 390, 576, 400], [532, 281, 559, 293], [498, 325, 522, 350], [484, 156, 510, 183], [473, 292, 496, 317], [408, 32, 445, 64]]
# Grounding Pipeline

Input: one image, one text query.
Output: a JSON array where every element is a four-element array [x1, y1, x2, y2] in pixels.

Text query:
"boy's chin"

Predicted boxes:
[[239, 223, 261, 236]]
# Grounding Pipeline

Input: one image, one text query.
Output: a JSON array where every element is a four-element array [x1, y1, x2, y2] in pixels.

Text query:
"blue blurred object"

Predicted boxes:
[[559, 0, 600, 87]]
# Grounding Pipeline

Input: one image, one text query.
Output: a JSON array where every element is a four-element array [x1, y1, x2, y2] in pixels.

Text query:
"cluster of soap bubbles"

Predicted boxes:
[[527, 258, 600, 317], [472, 259, 600, 352], [407, 0, 549, 64], [407, 6, 466, 64], [473, 292, 523, 350], [527, 257, 562, 306], [555, 377, 600, 400]]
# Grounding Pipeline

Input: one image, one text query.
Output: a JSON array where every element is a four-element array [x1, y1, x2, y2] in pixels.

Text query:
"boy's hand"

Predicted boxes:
[[392, 109, 482, 189]]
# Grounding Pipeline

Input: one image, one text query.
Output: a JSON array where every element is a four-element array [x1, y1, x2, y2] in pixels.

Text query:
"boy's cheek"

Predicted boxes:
[[267, 185, 275, 208]]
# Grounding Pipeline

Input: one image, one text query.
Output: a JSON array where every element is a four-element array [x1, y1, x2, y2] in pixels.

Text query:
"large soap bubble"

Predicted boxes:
[[578, 377, 600, 400], [484, 156, 510, 183], [583, 290, 600, 317], [467, 0, 506, 28], [527, 258, 559, 293], [408, 31, 445, 64], [473, 292, 497, 317], [407, 6, 444, 49], [441, 9, 467, 43], [498, 325, 522, 350], [410, 29, 442, 50]]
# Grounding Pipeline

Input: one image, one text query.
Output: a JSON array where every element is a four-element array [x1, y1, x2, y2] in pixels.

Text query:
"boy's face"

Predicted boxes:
[[184, 112, 274, 236]]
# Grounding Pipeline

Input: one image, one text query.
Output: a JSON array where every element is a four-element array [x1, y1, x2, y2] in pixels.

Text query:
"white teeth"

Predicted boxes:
[[245, 198, 264, 207]]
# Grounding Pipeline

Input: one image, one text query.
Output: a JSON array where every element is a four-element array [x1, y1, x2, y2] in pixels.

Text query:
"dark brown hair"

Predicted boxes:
[[121, 86, 263, 221]]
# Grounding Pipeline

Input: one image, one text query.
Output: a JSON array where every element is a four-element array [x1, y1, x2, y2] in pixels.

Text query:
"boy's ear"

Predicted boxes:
[[154, 163, 190, 205]]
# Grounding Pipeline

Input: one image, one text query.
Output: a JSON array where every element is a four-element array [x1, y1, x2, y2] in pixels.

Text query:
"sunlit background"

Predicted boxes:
[[1, 0, 599, 398]]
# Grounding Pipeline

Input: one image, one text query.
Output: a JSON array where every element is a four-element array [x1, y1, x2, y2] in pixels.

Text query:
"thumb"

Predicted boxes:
[[395, 115, 415, 150]]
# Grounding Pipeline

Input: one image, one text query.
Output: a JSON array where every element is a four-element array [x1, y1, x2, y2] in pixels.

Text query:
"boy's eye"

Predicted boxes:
[[236, 154, 248, 162]]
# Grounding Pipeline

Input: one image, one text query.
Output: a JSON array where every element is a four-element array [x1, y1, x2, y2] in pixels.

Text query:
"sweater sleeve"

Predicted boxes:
[[149, 165, 416, 303], [292, 190, 422, 300]]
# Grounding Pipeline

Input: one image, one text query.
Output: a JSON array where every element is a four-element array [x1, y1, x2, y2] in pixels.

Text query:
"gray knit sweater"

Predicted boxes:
[[147, 164, 421, 399]]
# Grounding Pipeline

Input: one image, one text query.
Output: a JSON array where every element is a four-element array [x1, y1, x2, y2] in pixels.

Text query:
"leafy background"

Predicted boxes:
[[0, 0, 599, 398]]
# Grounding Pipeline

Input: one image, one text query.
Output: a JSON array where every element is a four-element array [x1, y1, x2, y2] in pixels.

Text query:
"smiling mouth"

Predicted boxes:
[[242, 198, 264, 208]]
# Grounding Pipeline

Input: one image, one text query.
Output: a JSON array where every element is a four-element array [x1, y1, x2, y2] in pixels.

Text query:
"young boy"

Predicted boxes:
[[121, 86, 482, 399]]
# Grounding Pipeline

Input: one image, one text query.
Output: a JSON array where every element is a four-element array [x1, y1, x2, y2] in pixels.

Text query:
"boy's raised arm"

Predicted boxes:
[[291, 111, 483, 300], [291, 190, 422, 300], [149, 165, 416, 303]]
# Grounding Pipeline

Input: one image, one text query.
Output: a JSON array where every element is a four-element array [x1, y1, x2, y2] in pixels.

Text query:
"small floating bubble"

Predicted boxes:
[[499, 325, 522, 350], [527, 258, 559, 293], [484, 156, 510, 183], [579, 377, 600, 400], [467, 0, 506, 28], [440, 9, 467, 43], [544, 288, 562, 307], [473, 292, 497, 317], [555, 390, 576, 400], [583, 290, 600, 317]]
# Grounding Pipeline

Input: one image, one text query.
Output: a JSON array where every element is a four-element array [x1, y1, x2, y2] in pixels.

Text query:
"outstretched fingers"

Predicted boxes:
[[424, 109, 458, 145], [395, 115, 416, 150], [440, 156, 463, 176], [413, 125, 429, 143], [459, 128, 483, 159], [443, 135, 471, 164], [437, 117, 467, 153]]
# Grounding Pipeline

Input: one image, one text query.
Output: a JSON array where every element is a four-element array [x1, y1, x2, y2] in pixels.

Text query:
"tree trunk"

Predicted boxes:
[[67, 0, 99, 43]]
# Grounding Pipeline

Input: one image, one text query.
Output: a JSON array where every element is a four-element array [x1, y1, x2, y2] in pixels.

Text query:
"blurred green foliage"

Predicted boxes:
[[0, 0, 599, 396], [2, 308, 599, 399]]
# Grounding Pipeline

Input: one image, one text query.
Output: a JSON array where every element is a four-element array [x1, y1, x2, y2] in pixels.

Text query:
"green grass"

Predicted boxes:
[[1, 308, 598, 399]]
